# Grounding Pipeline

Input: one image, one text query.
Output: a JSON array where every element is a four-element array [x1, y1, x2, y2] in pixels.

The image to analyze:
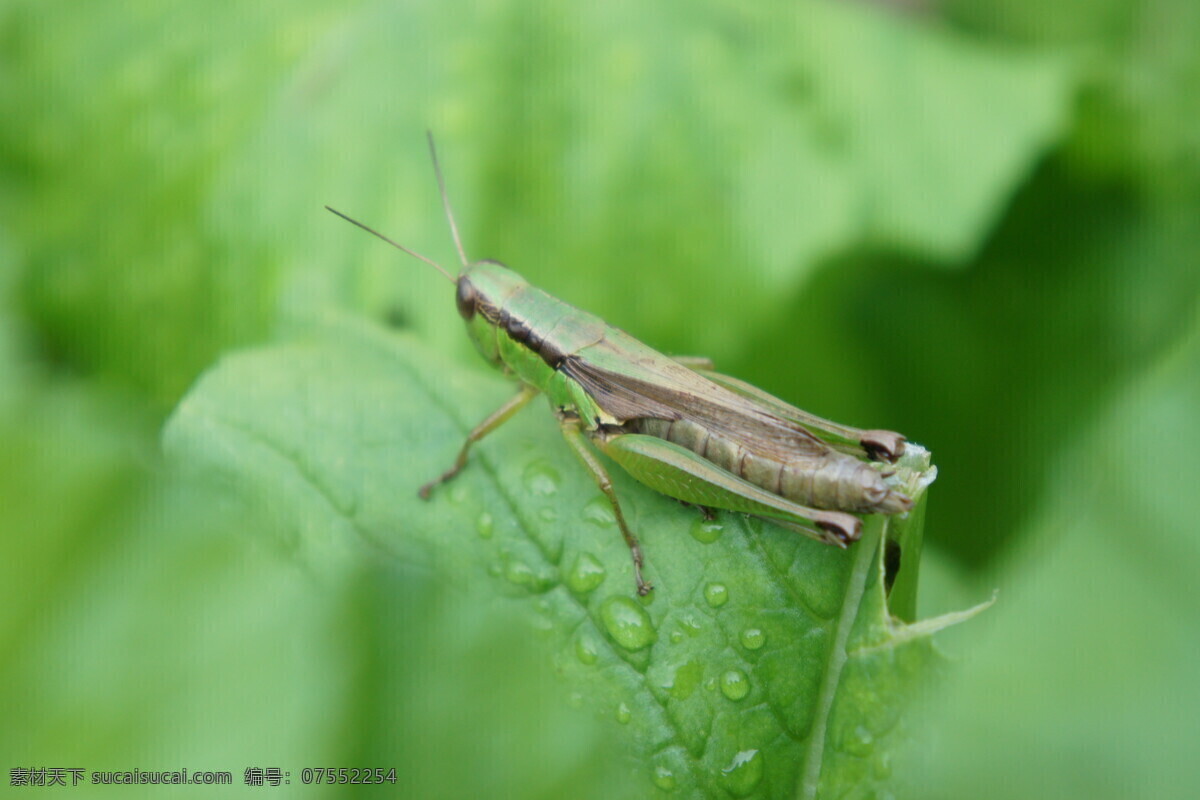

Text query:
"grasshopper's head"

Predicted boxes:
[[455, 260, 530, 365]]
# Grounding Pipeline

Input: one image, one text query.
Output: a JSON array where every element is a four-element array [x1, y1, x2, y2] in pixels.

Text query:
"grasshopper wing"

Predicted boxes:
[[561, 345, 831, 463], [689, 368, 905, 462]]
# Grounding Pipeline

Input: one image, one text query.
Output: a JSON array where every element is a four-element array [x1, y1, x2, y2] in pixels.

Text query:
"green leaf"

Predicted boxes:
[[898, 315, 1200, 799], [944, 0, 1200, 204], [163, 315, 947, 797]]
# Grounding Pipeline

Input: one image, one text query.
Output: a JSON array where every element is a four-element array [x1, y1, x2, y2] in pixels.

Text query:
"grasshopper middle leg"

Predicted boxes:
[[419, 385, 538, 499], [558, 413, 652, 596]]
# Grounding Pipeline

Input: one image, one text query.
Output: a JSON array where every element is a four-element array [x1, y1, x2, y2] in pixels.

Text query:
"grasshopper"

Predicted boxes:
[[328, 135, 912, 596]]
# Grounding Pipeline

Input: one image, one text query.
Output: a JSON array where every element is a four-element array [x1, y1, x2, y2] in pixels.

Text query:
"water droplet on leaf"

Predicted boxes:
[[720, 669, 750, 701], [476, 511, 494, 538], [652, 765, 676, 791], [600, 596, 656, 651], [690, 518, 723, 543], [505, 560, 534, 587], [575, 634, 599, 665], [565, 553, 606, 593], [740, 627, 766, 650], [582, 495, 615, 526], [841, 724, 874, 757], [704, 583, 729, 607], [523, 460, 561, 496], [663, 661, 702, 700], [721, 749, 763, 797]]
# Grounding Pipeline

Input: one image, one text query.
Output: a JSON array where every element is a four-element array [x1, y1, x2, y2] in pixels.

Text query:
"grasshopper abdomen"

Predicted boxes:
[[627, 417, 911, 516]]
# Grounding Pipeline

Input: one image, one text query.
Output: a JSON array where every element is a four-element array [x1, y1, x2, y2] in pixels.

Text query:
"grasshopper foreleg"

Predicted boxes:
[[557, 412, 652, 596], [419, 385, 538, 499]]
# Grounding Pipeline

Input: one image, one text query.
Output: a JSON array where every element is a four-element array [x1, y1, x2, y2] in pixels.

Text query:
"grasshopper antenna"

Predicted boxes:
[[324, 205, 456, 283], [426, 131, 470, 270]]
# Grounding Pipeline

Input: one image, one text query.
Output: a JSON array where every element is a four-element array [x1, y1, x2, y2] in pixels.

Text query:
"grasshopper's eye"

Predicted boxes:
[[455, 279, 477, 320]]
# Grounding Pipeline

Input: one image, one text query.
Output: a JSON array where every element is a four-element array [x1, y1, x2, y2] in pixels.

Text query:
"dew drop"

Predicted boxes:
[[448, 485, 467, 505], [616, 701, 632, 725], [720, 669, 750, 701], [652, 765, 676, 791], [599, 596, 656, 651], [740, 627, 766, 651], [841, 724, 875, 758], [575, 634, 599, 665], [663, 661, 702, 700], [690, 517, 723, 543], [565, 553, 607, 594], [505, 560, 534, 587], [669, 630, 684, 644], [523, 460, 561, 496], [476, 511, 494, 539], [568, 691, 584, 709], [538, 507, 558, 522], [704, 583, 729, 608], [532, 616, 554, 636], [721, 749, 763, 797], [582, 495, 615, 526], [336, 486, 360, 517]]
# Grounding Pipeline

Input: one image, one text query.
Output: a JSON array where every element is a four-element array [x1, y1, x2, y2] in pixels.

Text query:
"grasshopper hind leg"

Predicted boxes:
[[558, 413, 652, 596]]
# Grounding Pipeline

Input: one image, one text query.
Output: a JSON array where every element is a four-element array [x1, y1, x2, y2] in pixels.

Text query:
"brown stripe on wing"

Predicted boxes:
[[562, 356, 830, 461]]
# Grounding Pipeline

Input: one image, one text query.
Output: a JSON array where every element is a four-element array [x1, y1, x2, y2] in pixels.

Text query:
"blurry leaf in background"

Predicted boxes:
[[944, 0, 1200, 196], [740, 0, 1200, 568], [1, 0, 1069, 411], [0, 1, 333, 409], [748, 163, 1198, 568], [900, 317, 1200, 799]]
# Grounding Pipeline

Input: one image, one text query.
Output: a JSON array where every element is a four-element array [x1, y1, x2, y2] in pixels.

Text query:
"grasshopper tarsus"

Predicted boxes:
[[417, 472, 451, 500], [626, 529, 652, 596], [817, 518, 859, 547], [677, 500, 717, 522], [418, 460, 468, 500], [628, 533, 652, 595]]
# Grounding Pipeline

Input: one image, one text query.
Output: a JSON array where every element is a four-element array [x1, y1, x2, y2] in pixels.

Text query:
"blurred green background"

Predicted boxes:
[[1, 0, 1197, 798]]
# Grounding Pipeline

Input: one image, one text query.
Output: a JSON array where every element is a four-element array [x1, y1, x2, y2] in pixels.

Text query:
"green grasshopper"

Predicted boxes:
[[328, 136, 913, 596]]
